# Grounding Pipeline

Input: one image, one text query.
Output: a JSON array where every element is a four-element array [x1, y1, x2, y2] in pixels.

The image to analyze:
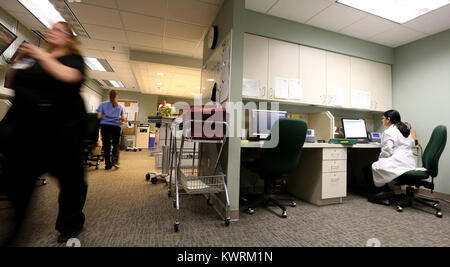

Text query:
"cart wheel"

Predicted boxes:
[[396, 206, 403, 213], [291, 201, 297, 208], [225, 218, 230, 227], [281, 211, 287, 218], [436, 211, 443, 218], [145, 174, 151, 181], [151, 177, 158, 184], [41, 180, 47, 186], [207, 198, 213, 206], [173, 200, 177, 209], [248, 208, 255, 215], [174, 223, 179, 232], [139, 149, 142, 151]]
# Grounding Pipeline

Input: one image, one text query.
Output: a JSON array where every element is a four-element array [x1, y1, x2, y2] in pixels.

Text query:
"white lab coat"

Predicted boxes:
[[372, 125, 416, 187]]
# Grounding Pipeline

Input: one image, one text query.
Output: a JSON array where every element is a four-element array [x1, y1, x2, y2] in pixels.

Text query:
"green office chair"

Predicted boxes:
[[394, 125, 447, 218], [242, 118, 307, 218], [83, 113, 103, 169]]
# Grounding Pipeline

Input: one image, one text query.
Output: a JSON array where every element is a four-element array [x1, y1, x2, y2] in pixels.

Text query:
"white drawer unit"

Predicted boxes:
[[322, 160, 347, 173], [323, 148, 347, 160], [322, 172, 347, 199]]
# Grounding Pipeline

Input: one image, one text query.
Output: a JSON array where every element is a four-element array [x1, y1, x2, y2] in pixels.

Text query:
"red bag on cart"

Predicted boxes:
[[183, 105, 227, 139]]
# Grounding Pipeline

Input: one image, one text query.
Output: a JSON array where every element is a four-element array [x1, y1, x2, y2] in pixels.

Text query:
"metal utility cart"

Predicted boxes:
[[172, 120, 230, 232], [125, 121, 141, 152], [145, 116, 175, 185]]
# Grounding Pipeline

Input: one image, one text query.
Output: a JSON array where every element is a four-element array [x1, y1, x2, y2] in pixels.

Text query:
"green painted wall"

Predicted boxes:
[[103, 91, 159, 125], [393, 29, 450, 194], [241, 9, 394, 64]]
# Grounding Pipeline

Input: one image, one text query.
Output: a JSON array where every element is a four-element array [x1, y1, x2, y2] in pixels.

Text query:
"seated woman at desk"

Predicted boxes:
[[365, 110, 416, 205]]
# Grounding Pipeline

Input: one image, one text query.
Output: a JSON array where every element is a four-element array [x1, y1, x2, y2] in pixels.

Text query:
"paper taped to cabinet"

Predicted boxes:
[[274, 77, 289, 99], [243, 78, 260, 97], [289, 79, 302, 100], [351, 90, 371, 109]]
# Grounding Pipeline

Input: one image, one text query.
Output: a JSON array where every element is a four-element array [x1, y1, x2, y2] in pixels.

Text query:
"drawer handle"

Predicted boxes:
[[331, 165, 340, 170]]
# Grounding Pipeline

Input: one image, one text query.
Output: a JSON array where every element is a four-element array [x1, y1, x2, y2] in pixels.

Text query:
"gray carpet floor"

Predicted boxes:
[[3, 151, 450, 247]]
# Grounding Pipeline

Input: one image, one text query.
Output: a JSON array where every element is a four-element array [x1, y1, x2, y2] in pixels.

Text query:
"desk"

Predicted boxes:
[[241, 141, 383, 206]]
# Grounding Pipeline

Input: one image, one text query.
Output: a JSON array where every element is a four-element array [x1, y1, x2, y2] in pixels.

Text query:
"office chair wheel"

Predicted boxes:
[[174, 223, 179, 232], [436, 211, 443, 218], [396, 206, 404, 212], [291, 202, 297, 207], [248, 208, 255, 215], [145, 174, 151, 181], [151, 177, 158, 184], [41, 180, 47, 186], [281, 211, 288, 218], [225, 218, 230, 227], [433, 203, 439, 208], [207, 198, 213, 206]]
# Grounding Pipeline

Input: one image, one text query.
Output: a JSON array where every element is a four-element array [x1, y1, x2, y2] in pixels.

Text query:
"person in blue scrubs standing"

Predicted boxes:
[[97, 90, 126, 170]]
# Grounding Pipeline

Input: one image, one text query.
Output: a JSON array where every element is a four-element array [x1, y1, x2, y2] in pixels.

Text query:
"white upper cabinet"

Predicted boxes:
[[326, 52, 351, 108], [351, 57, 392, 111], [243, 34, 269, 99], [300, 46, 327, 105], [242, 34, 392, 112], [370, 62, 392, 112], [268, 39, 299, 99]]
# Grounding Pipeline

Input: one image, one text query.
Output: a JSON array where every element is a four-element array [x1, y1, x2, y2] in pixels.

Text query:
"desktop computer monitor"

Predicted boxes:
[[249, 110, 287, 139], [342, 118, 368, 139]]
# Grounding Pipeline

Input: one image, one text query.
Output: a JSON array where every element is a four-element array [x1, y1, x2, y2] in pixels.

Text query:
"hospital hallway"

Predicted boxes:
[[3, 150, 450, 247]]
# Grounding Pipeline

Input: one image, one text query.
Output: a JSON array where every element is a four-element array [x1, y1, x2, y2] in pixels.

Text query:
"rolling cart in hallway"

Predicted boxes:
[[172, 119, 230, 232]]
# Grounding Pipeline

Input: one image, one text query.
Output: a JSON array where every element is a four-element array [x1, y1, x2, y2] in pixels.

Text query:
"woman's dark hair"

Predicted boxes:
[[109, 90, 118, 107], [384, 109, 410, 138]]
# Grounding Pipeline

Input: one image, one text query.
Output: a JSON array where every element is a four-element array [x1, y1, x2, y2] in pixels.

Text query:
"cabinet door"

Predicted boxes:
[[350, 57, 373, 110], [243, 34, 269, 99], [326, 52, 351, 108], [300, 46, 327, 105], [268, 39, 299, 99], [370, 62, 392, 112]]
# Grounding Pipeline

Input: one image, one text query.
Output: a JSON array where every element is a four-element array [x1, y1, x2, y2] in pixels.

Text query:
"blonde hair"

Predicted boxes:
[[49, 21, 82, 55]]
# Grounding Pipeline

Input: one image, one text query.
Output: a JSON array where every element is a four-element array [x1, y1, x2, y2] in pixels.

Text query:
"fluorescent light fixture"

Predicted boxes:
[[207, 79, 215, 82], [84, 57, 106, 72], [18, 0, 66, 28], [83, 57, 114, 72], [156, 73, 165, 76], [337, 0, 450, 23], [103, 80, 125, 88], [156, 82, 163, 86]]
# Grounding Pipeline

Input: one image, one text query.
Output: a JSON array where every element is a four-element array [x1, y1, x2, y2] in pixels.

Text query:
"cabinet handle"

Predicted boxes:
[[269, 88, 274, 98], [261, 86, 266, 98]]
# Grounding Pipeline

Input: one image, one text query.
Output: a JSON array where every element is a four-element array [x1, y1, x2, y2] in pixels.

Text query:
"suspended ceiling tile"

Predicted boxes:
[[245, 0, 278, 13], [268, 0, 333, 24], [167, 0, 220, 26], [403, 4, 450, 35], [115, 0, 166, 18], [368, 25, 427, 47], [120, 11, 164, 36], [70, 4, 123, 29], [165, 20, 206, 41], [307, 3, 368, 32], [83, 24, 128, 43], [127, 31, 163, 48], [339, 15, 398, 41]]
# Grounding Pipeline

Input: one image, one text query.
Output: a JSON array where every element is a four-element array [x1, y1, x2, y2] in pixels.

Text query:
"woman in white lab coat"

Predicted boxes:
[[365, 110, 416, 205]]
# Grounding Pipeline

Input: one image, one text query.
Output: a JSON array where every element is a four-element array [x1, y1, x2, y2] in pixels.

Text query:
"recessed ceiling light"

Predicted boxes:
[[156, 82, 163, 86], [18, 0, 65, 29], [337, 0, 450, 24], [84, 57, 114, 72], [103, 80, 125, 88], [156, 73, 165, 76]]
